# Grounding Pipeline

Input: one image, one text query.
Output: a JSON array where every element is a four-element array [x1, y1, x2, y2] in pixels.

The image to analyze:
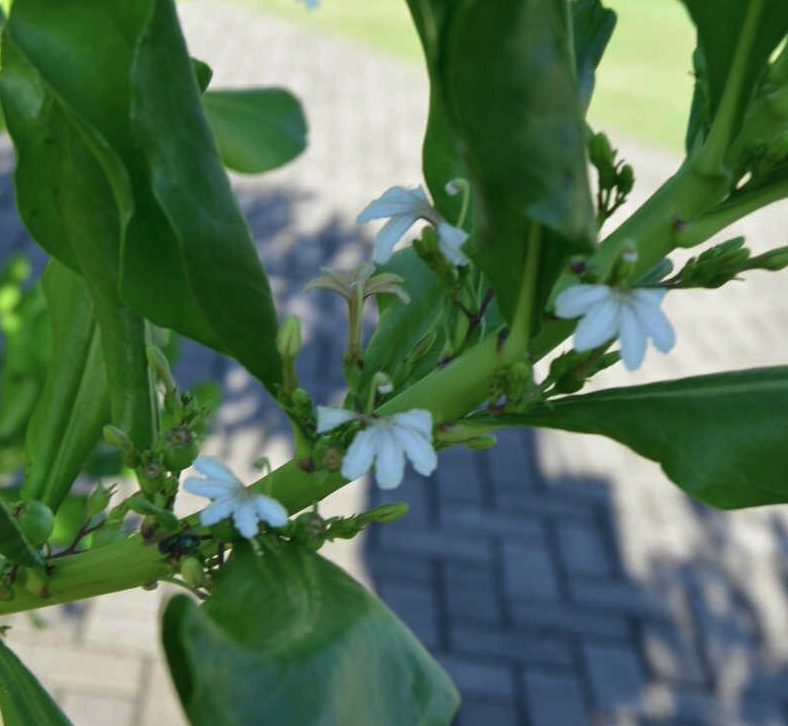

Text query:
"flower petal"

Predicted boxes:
[[316, 406, 358, 434], [232, 501, 259, 539], [373, 429, 406, 490], [573, 297, 620, 351], [631, 293, 676, 353], [357, 186, 430, 222], [341, 427, 380, 481], [618, 305, 648, 370], [437, 222, 471, 266], [554, 284, 612, 319], [199, 496, 237, 527], [373, 214, 419, 263], [183, 477, 240, 500], [252, 494, 289, 528], [393, 426, 437, 477], [193, 456, 239, 486], [390, 409, 433, 440]]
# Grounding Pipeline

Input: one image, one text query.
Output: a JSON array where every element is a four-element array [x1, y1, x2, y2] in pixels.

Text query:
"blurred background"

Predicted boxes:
[[2, 0, 788, 724]]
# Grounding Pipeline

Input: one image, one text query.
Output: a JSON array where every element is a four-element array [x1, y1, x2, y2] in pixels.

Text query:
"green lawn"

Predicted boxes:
[[240, 0, 696, 150]]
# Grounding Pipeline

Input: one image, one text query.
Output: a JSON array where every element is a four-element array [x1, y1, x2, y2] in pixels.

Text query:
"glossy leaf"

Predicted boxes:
[[163, 542, 460, 726], [404, 0, 595, 323], [679, 0, 788, 144], [0, 498, 43, 567], [571, 0, 617, 113], [1, 0, 283, 395], [0, 637, 73, 725], [203, 88, 308, 174], [477, 367, 788, 509], [23, 261, 110, 512]]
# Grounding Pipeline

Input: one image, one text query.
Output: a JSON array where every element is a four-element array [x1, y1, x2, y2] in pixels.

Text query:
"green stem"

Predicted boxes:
[[694, 0, 764, 178]]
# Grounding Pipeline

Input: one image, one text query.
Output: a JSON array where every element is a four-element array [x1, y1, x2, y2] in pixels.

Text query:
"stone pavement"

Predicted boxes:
[[2, 1, 788, 724]]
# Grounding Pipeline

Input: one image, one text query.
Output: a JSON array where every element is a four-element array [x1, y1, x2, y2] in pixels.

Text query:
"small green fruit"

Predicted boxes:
[[164, 426, 199, 472]]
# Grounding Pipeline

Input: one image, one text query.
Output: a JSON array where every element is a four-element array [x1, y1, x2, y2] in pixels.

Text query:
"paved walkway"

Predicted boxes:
[[2, 2, 788, 724]]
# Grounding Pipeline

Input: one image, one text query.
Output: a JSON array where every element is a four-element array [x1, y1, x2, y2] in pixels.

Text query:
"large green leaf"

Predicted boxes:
[[0, 0, 283, 395], [203, 88, 307, 174], [478, 367, 788, 509], [0, 637, 73, 725], [163, 543, 460, 726], [404, 0, 595, 323], [679, 0, 788, 145], [23, 261, 110, 512], [571, 0, 617, 113]]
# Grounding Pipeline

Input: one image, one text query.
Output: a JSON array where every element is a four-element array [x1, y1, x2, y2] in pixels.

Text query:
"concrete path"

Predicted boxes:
[[2, 2, 788, 724]]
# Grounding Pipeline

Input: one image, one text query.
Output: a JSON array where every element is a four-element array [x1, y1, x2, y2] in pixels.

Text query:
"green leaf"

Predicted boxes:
[[163, 542, 460, 726], [203, 88, 308, 174], [23, 261, 110, 512], [0, 637, 73, 724], [570, 0, 617, 113], [679, 0, 788, 144], [479, 367, 788, 509], [404, 0, 596, 323], [0, 498, 43, 567], [1, 0, 283, 395], [191, 57, 212, 93]]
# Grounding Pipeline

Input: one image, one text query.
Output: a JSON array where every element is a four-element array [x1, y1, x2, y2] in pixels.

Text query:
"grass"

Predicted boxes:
[[239, 0, 696, 150]]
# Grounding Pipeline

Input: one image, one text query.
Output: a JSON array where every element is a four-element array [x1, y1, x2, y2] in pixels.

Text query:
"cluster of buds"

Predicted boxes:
[[588, 131, 635, 227]]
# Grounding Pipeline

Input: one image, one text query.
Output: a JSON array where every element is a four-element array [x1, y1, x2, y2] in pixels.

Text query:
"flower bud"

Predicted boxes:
[[617, 164, 635, 194], [102, 425, 139, 467], [164, 426, 199, 472], [137, 456, 167, 496], [373, 372, 394, 395], [86, 482, 117, 518], [146, 345, 177, 394], [746, 245, 788, 271], [180, 556, 204, 588], [291, 388, 312, 408], [276, 315, 302, 359], [589, 132, 614, 168], [23, 567, 49, 599], [358, 502, 409, 525], [15, 501, 54, 546], [322, 446, 343, 471]]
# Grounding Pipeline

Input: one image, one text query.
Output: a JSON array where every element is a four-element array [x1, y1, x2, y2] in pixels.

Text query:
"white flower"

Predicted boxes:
[[296, 0, 319, 8], [554, 283, 676, 371], [357, 185, 470, 266], [316, 406, 438, 490], [183, 457, 288, 538]]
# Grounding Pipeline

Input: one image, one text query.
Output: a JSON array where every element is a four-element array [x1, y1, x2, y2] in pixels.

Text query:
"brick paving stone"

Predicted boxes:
[[435, 654, 515, 699], [443, 562, 503, 624], [556, 519, 615, 578], [512, 602, 631, 640], [501, 540, 561, 601], [377, 581, 441, 650], [377, 526, 491, 563], [641, 622, 708, 687], [436, 447, 487, 508], [455, 699, 521, 726], [523, 669, 590, 726], [449, 625, 574, 668], [569, 580, 672, 619], [439, 506, 543, 540], [583, 643, 647, 714]]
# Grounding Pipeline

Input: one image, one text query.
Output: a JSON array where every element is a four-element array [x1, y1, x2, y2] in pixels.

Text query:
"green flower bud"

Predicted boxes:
[[276, 315, 302, 359], [137, 457, 167, 496], [180, 556, 204, 589], [746, 245, 788, 272], [163, 426, 199, 472], [291, 388, 312, 408], [292, 512, 327, 550], [358, 502, 409, 525], [86, 482, 117, 518], [102, 425, 139, 467], [463, 435, 499, 450], [372, 372, 394, 395], [617, 164, 635, 194], [322, 446, 344, 472], [146, 345, 177, 394], [589, 132, 614, 168], [15, 501, 54, 546]]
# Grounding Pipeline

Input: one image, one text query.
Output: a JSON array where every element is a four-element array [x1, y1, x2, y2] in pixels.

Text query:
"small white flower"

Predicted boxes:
[[316, 406, 438, 490], [357, 185, 470, 266], [183, 457, 288, 538], [554, 283, 676, 371]]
